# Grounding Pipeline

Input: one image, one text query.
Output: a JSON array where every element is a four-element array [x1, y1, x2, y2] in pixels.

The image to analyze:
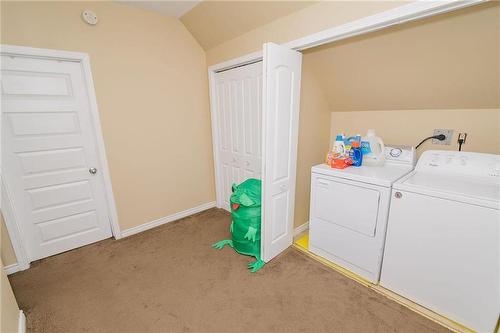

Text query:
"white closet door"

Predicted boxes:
[[213, 61, 262, 210], [1, 55, 112, 261], [261, 43, 302, 262]]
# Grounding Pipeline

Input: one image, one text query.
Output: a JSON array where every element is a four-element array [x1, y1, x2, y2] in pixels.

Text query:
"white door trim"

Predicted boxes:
[[283, 0, 485, 51], [0, 44, 121, 269], [18, 310, 26, 333], [207, 0, 485, 251], [208, 70, 223, 208]]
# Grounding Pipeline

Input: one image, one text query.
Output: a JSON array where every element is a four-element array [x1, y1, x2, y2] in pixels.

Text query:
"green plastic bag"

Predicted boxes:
[[212, 178, 265, 273]]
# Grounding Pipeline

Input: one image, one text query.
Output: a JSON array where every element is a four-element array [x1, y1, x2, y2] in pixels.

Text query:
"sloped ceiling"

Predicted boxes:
[[180, 1, 317, 51], [303, 1, 500, 112]]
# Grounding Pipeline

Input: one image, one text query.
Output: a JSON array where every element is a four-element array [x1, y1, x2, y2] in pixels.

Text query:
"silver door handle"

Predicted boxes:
[[89, 167, 98, 175]]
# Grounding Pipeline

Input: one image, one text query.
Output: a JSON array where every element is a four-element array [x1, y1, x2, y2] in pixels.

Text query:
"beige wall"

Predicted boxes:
[[2, 0, 497, 259], [294, 58, 331, 227], [206, 1, 407, 65], [331, 109, 500, 155], [1, 1, 215, 244], [1, 215, 17, 267], [1, 258, 20, 333], [302, 2, 499, 225], [205, 0, 499, 225], [0, 0, 415, 261], [200, 0, 410, 227], [1, 213, 20, 333], [303, 2, 500, 111], [181, 1, 316, 50], [298, 2, 500, 156]]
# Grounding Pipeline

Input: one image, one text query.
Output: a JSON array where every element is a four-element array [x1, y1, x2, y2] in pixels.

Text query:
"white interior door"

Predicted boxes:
[[261, 43, 302, 262], [213, 61, 262, 210], [1, 54, 112, 261]]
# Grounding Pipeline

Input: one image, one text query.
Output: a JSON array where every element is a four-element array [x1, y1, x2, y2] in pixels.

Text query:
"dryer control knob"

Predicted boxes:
[[390, 148, 402, 157], [394, 192, 403, 199]]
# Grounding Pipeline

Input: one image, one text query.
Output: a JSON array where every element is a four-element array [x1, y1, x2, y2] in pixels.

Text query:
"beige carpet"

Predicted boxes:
[[9, 208, 449, 333]]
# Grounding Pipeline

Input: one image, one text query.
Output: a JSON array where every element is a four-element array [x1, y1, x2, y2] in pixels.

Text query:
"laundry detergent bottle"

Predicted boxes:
[[361, 129, 385, 166], [332, 134, 346, 158], [350, 140, 363, 167]]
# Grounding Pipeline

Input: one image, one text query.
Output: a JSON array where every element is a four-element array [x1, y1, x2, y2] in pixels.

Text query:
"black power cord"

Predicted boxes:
[[415, 134, 446, 150]]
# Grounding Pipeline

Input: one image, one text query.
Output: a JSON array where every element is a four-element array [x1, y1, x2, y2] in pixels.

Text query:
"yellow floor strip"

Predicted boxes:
[[294, 233, 309, 251], [293, 234, 476, 333]]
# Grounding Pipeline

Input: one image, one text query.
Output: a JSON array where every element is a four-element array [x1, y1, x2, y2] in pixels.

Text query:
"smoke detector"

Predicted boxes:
[[82, 10, 98, 25]]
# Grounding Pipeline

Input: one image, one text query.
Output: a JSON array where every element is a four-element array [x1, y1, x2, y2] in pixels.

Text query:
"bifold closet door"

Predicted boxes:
[[213, 61, 263, 210], [261, 42, 302, 262], [1, 54, 112, 261]]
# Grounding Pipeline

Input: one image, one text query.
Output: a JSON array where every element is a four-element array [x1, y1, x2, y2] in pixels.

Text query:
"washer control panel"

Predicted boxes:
[[385, 145, 416, 166], [416, 150, 500, 179]]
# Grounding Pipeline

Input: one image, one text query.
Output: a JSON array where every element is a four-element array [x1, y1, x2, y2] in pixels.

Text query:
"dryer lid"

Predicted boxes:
[[312, 163, 414, 187], [394, 150, 500, 208], [415, 150, 500, 179], [395, 171, 500, 209], [404, 172, 498, 200]]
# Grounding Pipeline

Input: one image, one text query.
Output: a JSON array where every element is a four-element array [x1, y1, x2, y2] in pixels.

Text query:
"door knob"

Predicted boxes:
[[89, 167, 98, 175]]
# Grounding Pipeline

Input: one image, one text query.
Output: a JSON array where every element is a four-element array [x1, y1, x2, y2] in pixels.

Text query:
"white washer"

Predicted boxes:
[[309, 145, 415, 282], [380, 150, 500, 333]]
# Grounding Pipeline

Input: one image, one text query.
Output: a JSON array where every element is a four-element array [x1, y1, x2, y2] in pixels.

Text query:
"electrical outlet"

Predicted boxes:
[[432, 129, 453, 145]]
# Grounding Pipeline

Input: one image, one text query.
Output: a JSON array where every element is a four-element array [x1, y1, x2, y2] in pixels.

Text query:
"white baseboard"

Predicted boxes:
[[4, 263, 20, 275], [294, 221, 309, 237], [121, 201, 217, 238], [18, 310, 26, 333], [3, 202, 218, 271]]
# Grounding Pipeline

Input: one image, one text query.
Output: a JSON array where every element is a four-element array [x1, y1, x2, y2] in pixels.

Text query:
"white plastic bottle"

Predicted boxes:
[[332, 134, 346, 158], [361, 129, 385, 166]]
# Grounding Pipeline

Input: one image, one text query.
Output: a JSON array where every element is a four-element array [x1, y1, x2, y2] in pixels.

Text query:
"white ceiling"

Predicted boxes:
[[117, 1, 201, 18]]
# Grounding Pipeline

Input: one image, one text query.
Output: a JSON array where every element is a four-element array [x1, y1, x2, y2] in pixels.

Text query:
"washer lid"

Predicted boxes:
[[395, 172, 500, 209], [312, 163, 414, 187]]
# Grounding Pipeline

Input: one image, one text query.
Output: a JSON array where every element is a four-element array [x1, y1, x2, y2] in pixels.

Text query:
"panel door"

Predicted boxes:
[[214, 61, 262, 210], [261, 43, 302, 262], [1, 55, 112, 261]]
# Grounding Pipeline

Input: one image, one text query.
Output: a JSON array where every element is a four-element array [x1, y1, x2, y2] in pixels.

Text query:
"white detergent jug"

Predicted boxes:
[[361, 129, 385, 166]]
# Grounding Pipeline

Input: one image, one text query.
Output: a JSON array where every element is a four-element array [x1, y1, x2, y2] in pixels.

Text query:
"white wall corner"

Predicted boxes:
[[121, 201, 217, 238]]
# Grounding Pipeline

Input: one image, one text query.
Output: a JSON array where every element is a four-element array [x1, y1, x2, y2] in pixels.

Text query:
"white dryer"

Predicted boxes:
[[381, 150, 500, 333], [309, 145, 415, 282]]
